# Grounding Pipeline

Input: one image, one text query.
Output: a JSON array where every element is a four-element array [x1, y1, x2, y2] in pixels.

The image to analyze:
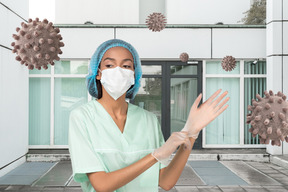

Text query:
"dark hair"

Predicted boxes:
[[95, 79, 103, 99]]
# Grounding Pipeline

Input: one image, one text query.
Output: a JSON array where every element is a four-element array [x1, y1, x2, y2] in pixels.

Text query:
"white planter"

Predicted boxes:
[[266, 140, 288, 155]]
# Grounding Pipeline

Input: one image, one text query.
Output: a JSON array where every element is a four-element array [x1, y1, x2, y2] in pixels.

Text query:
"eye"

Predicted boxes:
[[105, 64, 114, 68], [123, 65, 132, 69]]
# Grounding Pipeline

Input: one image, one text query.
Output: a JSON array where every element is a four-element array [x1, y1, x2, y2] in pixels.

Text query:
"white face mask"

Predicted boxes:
[[100, 67, 135, 100]]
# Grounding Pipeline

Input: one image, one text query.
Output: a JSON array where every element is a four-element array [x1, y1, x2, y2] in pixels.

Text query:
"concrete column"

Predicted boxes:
[[0, 0, 29, 176], [266, 0, 288, 155], [139, 0, 165, 24]]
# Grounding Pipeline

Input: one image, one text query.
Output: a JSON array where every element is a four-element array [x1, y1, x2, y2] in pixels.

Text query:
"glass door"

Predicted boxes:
[[132, 61, 202, 149], [132, 64, 162, 123]]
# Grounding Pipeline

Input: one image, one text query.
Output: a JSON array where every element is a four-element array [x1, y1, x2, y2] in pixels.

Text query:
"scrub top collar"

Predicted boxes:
[[93, 100, 131, 135]]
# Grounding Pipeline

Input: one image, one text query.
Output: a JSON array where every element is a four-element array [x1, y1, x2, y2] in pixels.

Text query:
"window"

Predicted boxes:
[[29, 61, 203, 148], [29, 59, 264, 149], [29, 60, 89, 148], [203, 60, 266, 148]]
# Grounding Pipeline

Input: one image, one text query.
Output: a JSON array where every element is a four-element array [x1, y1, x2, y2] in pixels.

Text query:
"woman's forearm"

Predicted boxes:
[[87, 153, 157, 192], [159, 137, 195, 190]]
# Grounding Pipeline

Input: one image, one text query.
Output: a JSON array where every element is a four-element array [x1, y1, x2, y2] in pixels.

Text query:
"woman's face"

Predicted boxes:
[[96, 47, 134, 80]]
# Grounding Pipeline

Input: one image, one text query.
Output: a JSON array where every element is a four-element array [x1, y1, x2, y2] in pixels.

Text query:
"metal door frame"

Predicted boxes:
[[135, 60, 203, 149]]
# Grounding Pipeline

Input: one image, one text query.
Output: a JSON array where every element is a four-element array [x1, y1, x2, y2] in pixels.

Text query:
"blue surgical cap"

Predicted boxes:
[[86, 39, 142, 99]]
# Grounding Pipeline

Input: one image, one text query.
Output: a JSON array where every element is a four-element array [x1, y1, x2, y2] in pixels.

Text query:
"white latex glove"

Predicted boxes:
[[182, 121, 199, 139], [152, 132, 190, 165], [182, 89, 230, 139]]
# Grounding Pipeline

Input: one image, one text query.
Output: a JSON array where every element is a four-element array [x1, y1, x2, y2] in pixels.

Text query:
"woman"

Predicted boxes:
[[69, 39, 229, 192]]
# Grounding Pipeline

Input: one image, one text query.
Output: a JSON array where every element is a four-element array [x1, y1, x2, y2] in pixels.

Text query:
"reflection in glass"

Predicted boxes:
[[141, 65, 161, 75], [244, 78, 266, 144], [29, 65, 51, 74], [170, 78, 197, 133], [134, 78, 162, 123], [29, 78, 51, 145], [54, 78, 87, 145], [244, 61, 266, 74], [170, 65, 197, 75], [206, 61, 240, 74], [55, 60, 88, 74], [206, 78, 239, 144]]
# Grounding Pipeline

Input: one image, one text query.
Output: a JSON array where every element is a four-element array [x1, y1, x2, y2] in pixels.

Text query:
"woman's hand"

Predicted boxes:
[[182, 89, 230, 139], [152, 131, 190, 165]]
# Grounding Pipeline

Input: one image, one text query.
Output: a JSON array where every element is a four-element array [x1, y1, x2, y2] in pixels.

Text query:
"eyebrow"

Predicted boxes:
[[122, 58, 133, 63], [103, 57, 133, 63], [103, 57, 115, 62]]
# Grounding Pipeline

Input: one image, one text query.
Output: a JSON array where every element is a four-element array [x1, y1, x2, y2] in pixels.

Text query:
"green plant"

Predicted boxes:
[[241, 0, 266, 25]]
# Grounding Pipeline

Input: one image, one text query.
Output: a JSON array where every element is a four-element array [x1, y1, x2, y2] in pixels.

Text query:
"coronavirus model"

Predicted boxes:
[[221, 56, 236, 72], [246, 90, 288, 146], [146, 12, 167, 32], [180, 52, 189, 62], [11, 18, 64, 70]]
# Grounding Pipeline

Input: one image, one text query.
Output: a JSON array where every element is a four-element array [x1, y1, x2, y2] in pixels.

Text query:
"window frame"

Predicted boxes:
[[28, 59, 91, 149], [29, 59, 267, 149], [202, 59, 267, 148]]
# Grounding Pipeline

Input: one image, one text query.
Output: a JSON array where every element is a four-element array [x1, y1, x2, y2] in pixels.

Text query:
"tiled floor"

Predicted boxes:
[[221, 161, 280, 186], [1, 159, 288, 192], [187, 161, 248, 186], [33, 162, 72, 187], [0, 162, 56, 185]]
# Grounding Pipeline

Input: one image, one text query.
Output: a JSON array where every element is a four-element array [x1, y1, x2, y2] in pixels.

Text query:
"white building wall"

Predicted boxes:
[[54, 0, 251, 25], [266, 0, 288, 155], [284, 0, 288, 106], [139, 0, 165, 24], [116, 28, 211, 59], [55, 0, 139, 24], [59, 27, 266, 60], [212, 28, 266, 58], [166, 0, 251, 24], [60, 28, 115, 59], [0, 0, 29, 176]]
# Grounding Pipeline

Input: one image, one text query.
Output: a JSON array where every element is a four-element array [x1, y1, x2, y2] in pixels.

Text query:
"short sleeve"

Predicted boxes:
[[68, 109, 105, 183], [154, 116, 168, 169]]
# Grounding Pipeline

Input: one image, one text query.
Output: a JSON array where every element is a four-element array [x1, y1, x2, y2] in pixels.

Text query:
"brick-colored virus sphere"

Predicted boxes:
[[146, 12, 167, 32], [11, 18, 64, 70], [221, 56, 236, 72], [246, 90, 288, 146], [180, 52, 189, 62]]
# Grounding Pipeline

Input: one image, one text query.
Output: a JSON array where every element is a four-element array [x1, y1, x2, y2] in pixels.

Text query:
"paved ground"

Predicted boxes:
[[1, 150, 288, 192]]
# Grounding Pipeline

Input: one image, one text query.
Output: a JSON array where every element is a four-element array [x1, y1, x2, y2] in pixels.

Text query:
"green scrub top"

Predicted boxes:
[[68, 100, 167, 192]]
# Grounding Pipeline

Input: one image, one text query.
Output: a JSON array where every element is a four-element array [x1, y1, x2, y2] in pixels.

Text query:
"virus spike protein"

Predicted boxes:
[[180, 52, 189, 62], [11, 18, 64, 70], [146, 12, 167, 32], [247, 90, 288, 146], [221, 56, 237, 72]]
